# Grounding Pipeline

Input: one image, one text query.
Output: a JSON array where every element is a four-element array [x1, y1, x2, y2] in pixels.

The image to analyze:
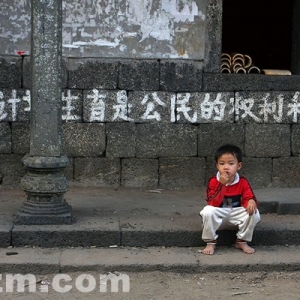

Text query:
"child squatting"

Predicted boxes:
[[200, 144, 261, 255]]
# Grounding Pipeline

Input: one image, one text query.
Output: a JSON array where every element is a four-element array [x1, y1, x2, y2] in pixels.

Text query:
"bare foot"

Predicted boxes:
[[202, 243, 216, 255], [234, 242, 255, 254]]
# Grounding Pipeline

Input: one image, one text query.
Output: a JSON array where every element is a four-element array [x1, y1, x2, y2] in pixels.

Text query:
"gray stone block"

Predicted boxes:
[[121, 229, 201, 247], [106, 123, 136, 158], [68, 58, 118, 89], [198, 123, 245, 156], [23, 57, 68, 89], [0, 154, 24, 187], [0, 56, 22, 88], [159, 157, 206, 188], [62, 123, 106, 157], [119, 60, 159, 91], [74, 157, 120, 187], [12, 123, 30, 154], [203, 74, 300, 92], [176, 92, 234, 123], [83, 89, 130, 122], [12, 221, 120, 247], [62, 89, 83, 122], [235, 91, 300, 123], [0, 89, 30, 122], [120, 216, 201, 247], [245, 124, 290, 157], [136, 124, 197, 158], [0, 247, 60, 274], [205, 157, 217, 185], [128, 91, 175, 123], [277, 203, 300, 215], [253, 226, 300, 246], [0, 225, 12, 248], [121, 158, 158, 187], [64, 157, 74, 181], [272, 157, 300, 187], [160, 60, 203, 92], [240, 157, 272, 189], [0, 123, 11, 153], [258, 202, 278, 214], [291, 124, 300, 156]]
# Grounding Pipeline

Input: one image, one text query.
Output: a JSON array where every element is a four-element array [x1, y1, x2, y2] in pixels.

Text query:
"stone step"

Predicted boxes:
[[3, 214, 299, 248], [1, 187, 300, 248], [1, 245, 300, 274]]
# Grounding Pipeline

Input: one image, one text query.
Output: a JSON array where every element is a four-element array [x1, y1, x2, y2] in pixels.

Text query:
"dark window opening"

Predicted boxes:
[[222, 0, 293, 72]]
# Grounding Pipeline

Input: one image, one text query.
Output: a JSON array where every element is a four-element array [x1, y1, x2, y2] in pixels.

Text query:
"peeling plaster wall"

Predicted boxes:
[[0, 0, 207, 59]]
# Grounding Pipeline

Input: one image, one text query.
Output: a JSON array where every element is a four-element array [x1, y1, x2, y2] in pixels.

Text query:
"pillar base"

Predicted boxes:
[[15, 154, 73, 225], [15, 210, 72, 225]]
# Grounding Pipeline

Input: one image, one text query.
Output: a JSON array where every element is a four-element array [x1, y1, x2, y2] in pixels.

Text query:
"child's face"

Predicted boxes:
[[216, 153, 242, 183]]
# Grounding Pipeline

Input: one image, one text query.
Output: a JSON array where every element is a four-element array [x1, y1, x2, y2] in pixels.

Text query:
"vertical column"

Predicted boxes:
[[292, 0, 300, 74], [204, 0, 222, 73], [15, 0, 72, 224]]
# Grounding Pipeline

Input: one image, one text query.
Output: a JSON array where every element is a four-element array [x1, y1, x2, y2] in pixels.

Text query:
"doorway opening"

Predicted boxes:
[[222, 0, 293, 72]]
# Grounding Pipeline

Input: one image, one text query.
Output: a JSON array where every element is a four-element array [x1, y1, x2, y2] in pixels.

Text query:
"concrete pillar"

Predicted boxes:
[[292, 0, 300, 74], [15, 0, 72, 224], [204, 0, 222, 73]]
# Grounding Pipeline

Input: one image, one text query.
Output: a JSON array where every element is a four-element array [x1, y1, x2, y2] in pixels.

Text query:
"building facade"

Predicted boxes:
[[0, 0, 300, 189]]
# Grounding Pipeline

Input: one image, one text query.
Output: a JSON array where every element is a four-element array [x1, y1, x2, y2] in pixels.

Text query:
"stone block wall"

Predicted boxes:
[[1, 56, 300, 189]]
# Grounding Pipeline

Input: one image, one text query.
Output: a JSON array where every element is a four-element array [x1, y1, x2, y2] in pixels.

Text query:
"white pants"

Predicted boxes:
[[200, 205, 261, 242]]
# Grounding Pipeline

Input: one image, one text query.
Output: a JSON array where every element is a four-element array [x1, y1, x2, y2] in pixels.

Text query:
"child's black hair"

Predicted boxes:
[[215, 144, 243, 163]]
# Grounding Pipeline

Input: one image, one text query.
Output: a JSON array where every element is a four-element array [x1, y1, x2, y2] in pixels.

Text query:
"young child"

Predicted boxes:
[[200, 144, 261, 255]]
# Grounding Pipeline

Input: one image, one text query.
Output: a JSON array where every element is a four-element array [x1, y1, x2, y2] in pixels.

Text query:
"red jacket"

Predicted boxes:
[[206, 174, 257, 208]]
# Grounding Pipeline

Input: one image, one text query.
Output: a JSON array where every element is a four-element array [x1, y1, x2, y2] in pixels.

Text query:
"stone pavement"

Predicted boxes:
[[1, 186, 300, 273]]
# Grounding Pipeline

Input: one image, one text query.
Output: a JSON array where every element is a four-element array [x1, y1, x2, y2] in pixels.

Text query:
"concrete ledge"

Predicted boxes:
[[8, 214, 300, 248], [255, 188, 300, 214], [0, 225, 12, 247], [60, 247, 198, 273], [0, 247, 61, 274], [12, 216, 120, 247], [253, 214, 300, 245], [277, 203, 300, 215], [120, 216, 202, 247], [1, 245, 300, 274]]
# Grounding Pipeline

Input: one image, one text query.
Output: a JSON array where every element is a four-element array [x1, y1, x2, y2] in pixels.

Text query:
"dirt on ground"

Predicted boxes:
[[1, 270, 300, 299]]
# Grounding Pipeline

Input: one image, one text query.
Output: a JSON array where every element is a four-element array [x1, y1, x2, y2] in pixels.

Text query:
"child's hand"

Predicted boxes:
[[246, 199, 257, 215], [219, 172, 230, 185]]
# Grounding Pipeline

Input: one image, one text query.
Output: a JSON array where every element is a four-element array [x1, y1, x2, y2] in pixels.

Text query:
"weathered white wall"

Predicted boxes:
[[0, 0, 207, 59]]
